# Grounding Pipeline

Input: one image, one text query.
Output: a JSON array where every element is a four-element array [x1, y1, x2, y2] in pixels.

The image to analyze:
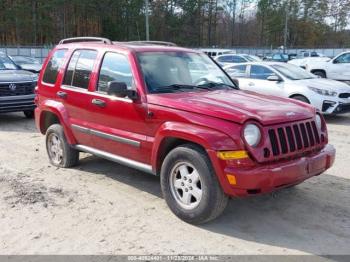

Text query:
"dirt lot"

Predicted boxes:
[[0, 112, 349, 255]]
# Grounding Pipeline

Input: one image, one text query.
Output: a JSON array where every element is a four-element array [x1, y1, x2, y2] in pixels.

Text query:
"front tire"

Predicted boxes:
[[313, 70, 326, 78], [160, 144, 228, 224], [46, 124, 79, 168]]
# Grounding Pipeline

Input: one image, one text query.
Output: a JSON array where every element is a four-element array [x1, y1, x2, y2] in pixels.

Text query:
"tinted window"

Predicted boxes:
[[97, 52, 134, 93], [42, 49, 67, 84], [250, 65, 275, 80], [232, 56, 246, 63], [63, 50, 97, 89], [226, 65, 247, 78], [335, 53, 350, 64], [218, 55, 233, 63]]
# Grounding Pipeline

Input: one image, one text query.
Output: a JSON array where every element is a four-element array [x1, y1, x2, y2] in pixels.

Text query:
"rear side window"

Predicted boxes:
[[226, 65, 247, 78], [42, 49, 67, 84], [97, 52, 134, 93], [63, 50, 97, 89], [218, 55, 233, 63]]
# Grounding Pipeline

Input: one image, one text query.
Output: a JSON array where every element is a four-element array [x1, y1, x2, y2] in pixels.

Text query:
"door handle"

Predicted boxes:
[[56, 91, 67, 99], [248, 82, 255, 86], [92, 98, 106, 108]]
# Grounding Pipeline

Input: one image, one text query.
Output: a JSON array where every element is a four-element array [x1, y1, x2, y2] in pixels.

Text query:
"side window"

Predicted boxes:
[[272, 54, 281, 60], [218, 55, 232, 63], [334, 53, 350, 64], [226, 65, 247, 78], [232, 56, 246, 63], [250, 65, 275, 80], [97, 52, 134, 93], [63, 50, 97, 89], [42, 49, 67, 84]]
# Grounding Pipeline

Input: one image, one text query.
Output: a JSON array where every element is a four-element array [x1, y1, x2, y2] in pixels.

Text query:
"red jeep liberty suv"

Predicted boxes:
[[35, 37, 335, 224]]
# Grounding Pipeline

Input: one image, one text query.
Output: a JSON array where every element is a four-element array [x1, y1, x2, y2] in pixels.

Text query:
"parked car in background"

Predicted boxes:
[[214, 53, 261, 66], [303, 51, 350, 83], [263, 53, 290, 62], [0, 52, 38, 117], [224, 62, 350, 114], [199, 48, 234, 57], [35, 37, 335, 224], [10, 55, 42, 73], [288, 56, 330, 69]]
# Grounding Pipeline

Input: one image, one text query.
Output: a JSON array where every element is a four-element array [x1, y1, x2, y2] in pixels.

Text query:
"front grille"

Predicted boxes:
[[339, 93, 350, 99], [0, 82, 35, 97], [267, 120, 322, 158]]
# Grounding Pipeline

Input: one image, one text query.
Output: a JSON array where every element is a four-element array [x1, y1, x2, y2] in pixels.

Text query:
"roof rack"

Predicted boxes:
[[59, 37, 112, 45], [124, 41, 177, 47]]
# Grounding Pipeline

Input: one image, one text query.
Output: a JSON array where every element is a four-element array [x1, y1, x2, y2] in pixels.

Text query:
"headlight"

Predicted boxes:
[[308, 86, 337, 96], [315, 114, 322, 130], [244, 124, 261, 147]]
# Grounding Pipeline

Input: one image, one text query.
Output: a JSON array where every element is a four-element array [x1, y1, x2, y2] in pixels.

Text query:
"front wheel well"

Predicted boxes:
[[40, 111, 60, 134], [289, 94, 310, 104], [156, 137, 207, 176], [311, 69, 326, 77]]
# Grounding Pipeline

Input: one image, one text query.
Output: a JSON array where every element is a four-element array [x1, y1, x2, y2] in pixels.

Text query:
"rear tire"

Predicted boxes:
[[312, 70, 326, 78], [23, 110, 34, 118], [160, 144, 228, 224], [291, 95, 310, 104], [46, 124, 79, 168]]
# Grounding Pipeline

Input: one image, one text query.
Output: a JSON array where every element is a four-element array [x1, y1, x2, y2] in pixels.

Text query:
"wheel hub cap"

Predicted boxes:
[[170, 162, 202, 210]]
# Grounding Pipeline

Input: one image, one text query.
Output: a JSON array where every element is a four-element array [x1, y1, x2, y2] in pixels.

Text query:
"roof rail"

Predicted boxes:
[[124, 41, 177, 47], [59, 37, 112, 45]]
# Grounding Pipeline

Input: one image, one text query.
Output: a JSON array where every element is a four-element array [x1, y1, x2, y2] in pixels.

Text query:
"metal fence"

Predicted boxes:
[[0, 46, 52, 62], [1, 45, 349, 61]]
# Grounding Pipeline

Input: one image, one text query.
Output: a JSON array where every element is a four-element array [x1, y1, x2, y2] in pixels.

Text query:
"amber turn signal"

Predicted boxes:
[[217, 150, 248, 160], [226, 174, 237, 185]]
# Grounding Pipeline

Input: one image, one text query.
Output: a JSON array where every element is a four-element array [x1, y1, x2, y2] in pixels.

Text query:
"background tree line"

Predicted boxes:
[[0, 0, 349, 48]]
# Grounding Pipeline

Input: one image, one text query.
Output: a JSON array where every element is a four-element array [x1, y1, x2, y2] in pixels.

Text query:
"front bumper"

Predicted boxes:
[[212, 144, 335, 197], [321, 100, 350, 114], [0, 94, 36, 113]]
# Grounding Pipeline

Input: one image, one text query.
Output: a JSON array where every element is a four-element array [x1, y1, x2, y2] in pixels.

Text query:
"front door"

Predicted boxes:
[[328, 53, 350, 80], [88, 51, 151, 164]]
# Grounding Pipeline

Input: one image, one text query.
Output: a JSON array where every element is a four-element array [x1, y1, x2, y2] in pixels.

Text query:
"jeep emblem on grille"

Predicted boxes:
[[286, 112, 296, 116], [9, 83, 16, 91]]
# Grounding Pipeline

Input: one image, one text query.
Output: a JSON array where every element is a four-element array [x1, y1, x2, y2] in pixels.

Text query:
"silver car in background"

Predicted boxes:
[[224, 62, 350, 115]]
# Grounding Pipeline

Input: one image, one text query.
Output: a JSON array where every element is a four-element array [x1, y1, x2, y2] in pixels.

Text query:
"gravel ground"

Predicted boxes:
[[0, 112, 349, 255]]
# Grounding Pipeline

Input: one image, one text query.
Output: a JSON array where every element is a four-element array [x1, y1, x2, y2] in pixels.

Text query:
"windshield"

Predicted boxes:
[[271, 63, 316, 80], [11, 56, 41, 65], [137, 51, 236, 94], [243, 55, 260, 62], [0, 55, 17, 70]]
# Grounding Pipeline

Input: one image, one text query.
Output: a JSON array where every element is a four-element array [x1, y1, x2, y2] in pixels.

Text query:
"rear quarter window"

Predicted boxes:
[[42, 49, 67, 84]]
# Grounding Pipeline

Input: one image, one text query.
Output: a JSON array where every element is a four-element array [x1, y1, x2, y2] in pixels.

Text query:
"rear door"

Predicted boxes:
[[59, 49, 98, 147], [87, 51, 151, 164]]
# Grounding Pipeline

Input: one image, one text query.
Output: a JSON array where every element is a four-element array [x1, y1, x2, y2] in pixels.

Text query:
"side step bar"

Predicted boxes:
[[74, 145, 155, 175]]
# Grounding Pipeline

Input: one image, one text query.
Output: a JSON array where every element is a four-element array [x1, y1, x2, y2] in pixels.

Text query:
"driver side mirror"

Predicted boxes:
[[107, 81, 138, 100], [267, 75, 281, 82]]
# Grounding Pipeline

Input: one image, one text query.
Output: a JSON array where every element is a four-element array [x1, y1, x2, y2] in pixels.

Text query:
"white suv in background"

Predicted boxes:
[[224, 62, 350, 115], [304, 51, 350, 83]]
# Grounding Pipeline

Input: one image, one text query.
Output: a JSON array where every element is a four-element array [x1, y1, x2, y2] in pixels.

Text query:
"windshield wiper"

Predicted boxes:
[[152, 84, 198, 93], [197, 82, 237, 90]]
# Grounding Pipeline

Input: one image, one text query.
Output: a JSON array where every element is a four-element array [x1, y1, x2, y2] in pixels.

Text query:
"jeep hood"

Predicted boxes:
[[0, 70, 36, 82], [147, 90, 315, 125]]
